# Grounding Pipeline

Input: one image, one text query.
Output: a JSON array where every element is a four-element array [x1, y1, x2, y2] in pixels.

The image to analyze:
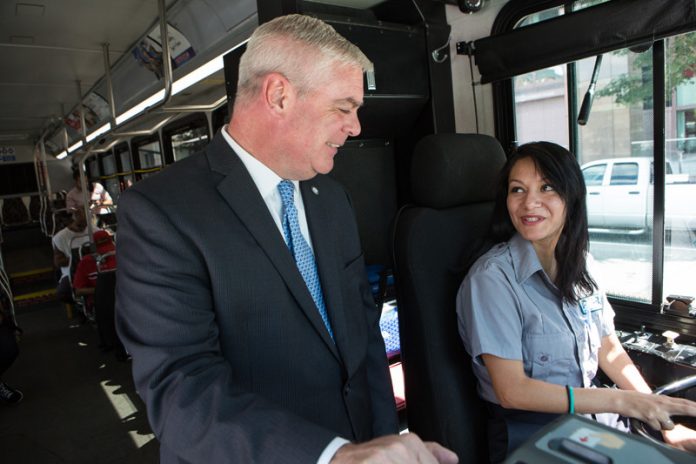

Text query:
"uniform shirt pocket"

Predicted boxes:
[[524, 332, 576, 386]]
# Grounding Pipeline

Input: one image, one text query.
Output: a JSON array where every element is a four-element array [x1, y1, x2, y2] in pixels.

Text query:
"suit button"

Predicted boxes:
[[344, 384, 351, 396]]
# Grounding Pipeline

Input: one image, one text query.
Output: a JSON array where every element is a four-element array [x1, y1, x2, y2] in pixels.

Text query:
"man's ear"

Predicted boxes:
[[262, 72, 293, 114]]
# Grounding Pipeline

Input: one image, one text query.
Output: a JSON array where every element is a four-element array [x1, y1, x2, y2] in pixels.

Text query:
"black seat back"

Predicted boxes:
[[1, 197, 29, 226], [392, 133, 506, 462], [95, 270, 119, 349]]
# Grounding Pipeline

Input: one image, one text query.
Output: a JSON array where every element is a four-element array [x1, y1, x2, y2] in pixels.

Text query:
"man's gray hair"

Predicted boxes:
[[236, 14, 372, 103]]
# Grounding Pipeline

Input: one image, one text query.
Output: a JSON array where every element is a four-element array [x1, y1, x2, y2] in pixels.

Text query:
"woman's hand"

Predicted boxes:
[[617, 390, 696, 432], [663, 424, 696, 454]]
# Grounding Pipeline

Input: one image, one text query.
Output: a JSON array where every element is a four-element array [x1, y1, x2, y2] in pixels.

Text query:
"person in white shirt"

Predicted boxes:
[[65, 169, 113, 214], [52, 208, 90, 302]]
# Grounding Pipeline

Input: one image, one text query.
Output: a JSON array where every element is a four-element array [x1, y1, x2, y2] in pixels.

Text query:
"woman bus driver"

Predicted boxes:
[[456, 142, 696, 462]]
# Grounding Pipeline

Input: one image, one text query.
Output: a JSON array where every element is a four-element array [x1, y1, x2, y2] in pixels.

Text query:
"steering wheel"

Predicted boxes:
[[630, 374, 696, 443]]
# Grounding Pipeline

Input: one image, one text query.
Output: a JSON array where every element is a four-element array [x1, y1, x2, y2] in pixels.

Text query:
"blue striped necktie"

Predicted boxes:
[[277, 180, 334, 340]]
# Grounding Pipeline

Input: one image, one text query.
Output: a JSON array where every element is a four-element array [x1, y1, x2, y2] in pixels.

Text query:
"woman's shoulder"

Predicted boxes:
[[468, 241, 513, 277]]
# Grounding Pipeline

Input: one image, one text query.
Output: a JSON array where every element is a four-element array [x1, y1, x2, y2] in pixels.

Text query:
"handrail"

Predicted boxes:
[[134, 166, 163, 174], [109, 0, 173, 137], [40, 0, 239, 158], [107, 114, 176, 138], [51, 207, 73, 237], [76, 79, 87, 141], [159, 95, 229, 113], [32, 145, 45, 234], [0, 247, 16, 326], [98, 173, 120, 181], [37, 138, 54, 236]]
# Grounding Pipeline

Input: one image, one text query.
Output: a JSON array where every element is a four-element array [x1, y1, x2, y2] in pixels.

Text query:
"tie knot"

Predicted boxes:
[[278, 180, 295, 207]]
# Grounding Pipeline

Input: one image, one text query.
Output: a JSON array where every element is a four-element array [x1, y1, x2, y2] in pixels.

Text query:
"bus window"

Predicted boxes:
[[513, 65, 569, 148], [87, 158, 99, 180], [170, 125, 209, 162], [163, 114, 210, 164], [514, 44, 654, 302], [100, 152, 120, 202], [114, 143, 133, 197], [133, 137, 163, 180], [507, 3, 696, 307], [116, 144, 132, 173], [101, 152, 116, 176], [664, 30, 696, 300]]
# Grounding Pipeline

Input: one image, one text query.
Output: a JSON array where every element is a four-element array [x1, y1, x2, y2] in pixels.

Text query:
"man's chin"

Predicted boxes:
[[314, 160, 335, 176]]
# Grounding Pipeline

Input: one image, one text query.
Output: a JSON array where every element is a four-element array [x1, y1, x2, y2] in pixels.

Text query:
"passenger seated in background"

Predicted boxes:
[[457, 142, 696, 462], [65, 168, 113, 214], [73, 230, 116, 307], [52, 208, 91, 303], [73, 230, 123, 357], [0, 299, 22, 404]]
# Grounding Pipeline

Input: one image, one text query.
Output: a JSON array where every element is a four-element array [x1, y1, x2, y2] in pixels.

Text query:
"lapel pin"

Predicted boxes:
[[311, 186, 319, 195]]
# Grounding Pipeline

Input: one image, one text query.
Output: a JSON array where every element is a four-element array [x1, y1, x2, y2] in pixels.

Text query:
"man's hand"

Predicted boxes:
[[331, 433, 458, 463]]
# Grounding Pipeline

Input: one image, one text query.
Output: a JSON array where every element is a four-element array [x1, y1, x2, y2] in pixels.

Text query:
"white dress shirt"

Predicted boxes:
[[221, 127, 315, 251]]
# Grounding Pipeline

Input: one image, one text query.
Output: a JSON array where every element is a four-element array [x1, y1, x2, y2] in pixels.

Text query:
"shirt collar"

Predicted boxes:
[[509, 233, 546, 284], [220, 125, 298, 198]]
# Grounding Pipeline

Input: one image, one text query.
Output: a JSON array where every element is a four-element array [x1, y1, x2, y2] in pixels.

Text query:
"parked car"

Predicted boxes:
[[581, 157, 696, 236]]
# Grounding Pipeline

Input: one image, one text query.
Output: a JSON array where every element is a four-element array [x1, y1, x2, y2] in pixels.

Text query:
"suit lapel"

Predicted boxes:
[[207, 133, 340, 360], [300, 180, 353, 370]]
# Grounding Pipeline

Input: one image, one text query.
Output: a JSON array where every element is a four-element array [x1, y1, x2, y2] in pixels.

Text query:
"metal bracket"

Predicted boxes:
[[456, 41, 475, 56]]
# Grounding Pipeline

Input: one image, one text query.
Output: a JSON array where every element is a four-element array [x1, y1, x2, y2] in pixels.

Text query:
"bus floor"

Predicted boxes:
[[0, 300, 159, 464]]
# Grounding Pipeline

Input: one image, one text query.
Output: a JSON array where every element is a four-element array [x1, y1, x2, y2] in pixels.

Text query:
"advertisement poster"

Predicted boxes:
[[64, 92, 109, 133], [132, 22, 196, 79]]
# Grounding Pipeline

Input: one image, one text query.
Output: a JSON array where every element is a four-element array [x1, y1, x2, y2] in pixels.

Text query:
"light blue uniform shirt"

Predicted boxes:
[[456, 233, 615, 405]]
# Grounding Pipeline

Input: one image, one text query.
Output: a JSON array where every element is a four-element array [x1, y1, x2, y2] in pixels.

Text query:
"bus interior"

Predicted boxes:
[[1, 0, 696, 462]]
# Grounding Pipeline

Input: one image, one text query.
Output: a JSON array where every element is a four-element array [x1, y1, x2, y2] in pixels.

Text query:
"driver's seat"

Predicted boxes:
[[392, 133, 506, 461]]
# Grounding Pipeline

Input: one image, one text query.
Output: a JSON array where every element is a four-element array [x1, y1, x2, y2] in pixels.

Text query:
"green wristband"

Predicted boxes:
[[566, 385, 575, 414]]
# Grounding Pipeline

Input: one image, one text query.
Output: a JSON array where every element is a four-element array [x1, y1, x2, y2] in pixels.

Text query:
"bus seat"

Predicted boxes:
[[1, 197, 30, 226], [392, 133, 506, 462], [29, 195, 41, 221], [96, 211, 117, 233], [94, 270, 127, 359]]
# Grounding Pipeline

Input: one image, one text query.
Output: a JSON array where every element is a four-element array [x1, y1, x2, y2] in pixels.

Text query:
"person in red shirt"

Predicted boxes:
[[73, 230, 116, 305], [74, 230, 123, 357]]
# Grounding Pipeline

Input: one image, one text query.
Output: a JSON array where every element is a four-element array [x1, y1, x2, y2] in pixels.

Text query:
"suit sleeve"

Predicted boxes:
[[115, 189, 338, 463]]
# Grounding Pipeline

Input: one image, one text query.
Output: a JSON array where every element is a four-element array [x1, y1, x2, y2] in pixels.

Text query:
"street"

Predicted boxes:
[[589, 232, 696, 302]]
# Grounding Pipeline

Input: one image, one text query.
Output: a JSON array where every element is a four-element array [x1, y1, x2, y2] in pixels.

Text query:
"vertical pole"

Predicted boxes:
[[652, 40, 666, 306]]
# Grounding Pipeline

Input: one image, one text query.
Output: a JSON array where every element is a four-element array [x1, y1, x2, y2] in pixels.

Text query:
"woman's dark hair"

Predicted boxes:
[[490, 141, 596, 303]]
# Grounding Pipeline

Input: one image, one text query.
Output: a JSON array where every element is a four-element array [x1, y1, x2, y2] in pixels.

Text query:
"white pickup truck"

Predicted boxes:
[[580, 157, 696, 236]]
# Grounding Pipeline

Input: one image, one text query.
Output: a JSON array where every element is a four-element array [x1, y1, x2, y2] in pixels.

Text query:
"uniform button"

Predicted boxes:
[[540, 355, 549, 362]]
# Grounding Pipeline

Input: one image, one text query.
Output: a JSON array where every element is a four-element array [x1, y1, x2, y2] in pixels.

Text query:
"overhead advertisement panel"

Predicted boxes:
[[64, 92, 110, 134], [132, 22, 196, 80]]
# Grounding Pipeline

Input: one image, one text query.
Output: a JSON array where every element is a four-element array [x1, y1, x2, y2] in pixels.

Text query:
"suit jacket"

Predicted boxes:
[[115, 131, 398, 463]]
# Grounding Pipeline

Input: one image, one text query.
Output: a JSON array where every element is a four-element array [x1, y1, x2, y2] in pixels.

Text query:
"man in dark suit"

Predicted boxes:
[[116, 14, 457, 464]]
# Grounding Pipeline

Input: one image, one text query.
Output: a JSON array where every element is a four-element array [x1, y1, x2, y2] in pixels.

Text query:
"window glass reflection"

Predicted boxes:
[[171, 126, 209, 162]]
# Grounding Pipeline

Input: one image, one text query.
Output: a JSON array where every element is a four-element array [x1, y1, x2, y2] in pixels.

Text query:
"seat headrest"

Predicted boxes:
[[412, 133, 507, 209]]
